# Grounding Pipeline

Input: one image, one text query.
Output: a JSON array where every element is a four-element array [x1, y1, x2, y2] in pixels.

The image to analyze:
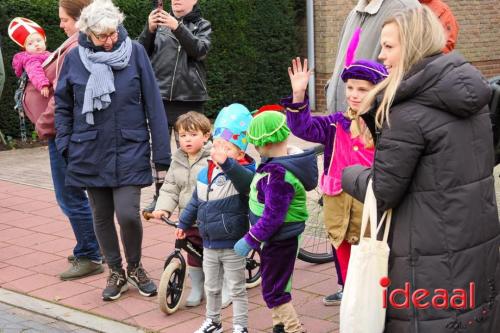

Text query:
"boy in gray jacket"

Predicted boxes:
[[152, 111, 212, 307]]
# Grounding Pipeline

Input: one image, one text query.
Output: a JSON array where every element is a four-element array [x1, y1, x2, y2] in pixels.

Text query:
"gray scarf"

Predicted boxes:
[[78, 37, 132, 125]]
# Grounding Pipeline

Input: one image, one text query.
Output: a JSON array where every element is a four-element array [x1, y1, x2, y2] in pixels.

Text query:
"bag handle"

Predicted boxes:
[[360, 179, 392, 244], [359, 179, 375, 239], [376, 209, 392, 243]]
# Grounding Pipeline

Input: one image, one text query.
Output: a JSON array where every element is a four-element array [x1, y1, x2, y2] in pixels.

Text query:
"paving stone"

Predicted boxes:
[[0, 302, 13, 311], [1, 323, 27, 330], [18, 319, 58, 331], [0, 303, 98, 333], [47, 320, 83, 331], [71, 328, 101, 333]]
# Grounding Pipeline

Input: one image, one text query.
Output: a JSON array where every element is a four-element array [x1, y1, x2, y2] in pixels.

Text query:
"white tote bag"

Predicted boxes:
[[339, 179, 392, 333]]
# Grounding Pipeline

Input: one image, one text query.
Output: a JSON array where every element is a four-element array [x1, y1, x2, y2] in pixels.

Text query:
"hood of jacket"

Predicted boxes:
[[261, 147, 318, 191], [392, 52, 492, 118]]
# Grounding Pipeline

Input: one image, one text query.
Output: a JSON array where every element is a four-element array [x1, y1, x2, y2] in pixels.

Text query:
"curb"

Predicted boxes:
[[0, 288, 145, 333]]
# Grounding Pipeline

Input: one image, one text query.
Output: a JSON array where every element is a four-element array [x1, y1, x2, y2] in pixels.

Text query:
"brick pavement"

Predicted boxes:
[[0, 144, 340, 333], [2, 144, 499, 333]]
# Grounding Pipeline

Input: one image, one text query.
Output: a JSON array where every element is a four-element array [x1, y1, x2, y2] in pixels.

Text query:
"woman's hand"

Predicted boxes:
[[175, 228, 186, 239], [148, 9, 179, 32], [148, 9, 160, 32], [288, 57, 311, 103], [162, 11, 179, 31]]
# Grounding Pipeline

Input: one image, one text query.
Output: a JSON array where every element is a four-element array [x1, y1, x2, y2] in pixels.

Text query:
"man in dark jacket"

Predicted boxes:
[[138, 0, 212, 213]]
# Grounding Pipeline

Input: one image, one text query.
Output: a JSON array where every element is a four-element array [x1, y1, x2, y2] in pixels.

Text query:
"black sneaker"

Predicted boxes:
[[127, 263, 157, 297], [194, 319, 223, 333], [233, 325, 248, 333], [102, 268, 128, 301], [323, 287, 343, 306], [272, 324, 285, 333]]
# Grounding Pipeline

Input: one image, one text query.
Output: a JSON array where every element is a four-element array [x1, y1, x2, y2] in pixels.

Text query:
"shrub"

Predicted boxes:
[[0, 0, 298, 137]]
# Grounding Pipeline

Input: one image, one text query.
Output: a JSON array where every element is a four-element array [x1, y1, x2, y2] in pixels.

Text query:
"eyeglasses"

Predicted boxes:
[[91, 31, 118, 42]]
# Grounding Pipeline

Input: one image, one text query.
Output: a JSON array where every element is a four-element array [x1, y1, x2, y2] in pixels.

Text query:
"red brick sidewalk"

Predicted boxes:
[[0, 180, 340, 332]]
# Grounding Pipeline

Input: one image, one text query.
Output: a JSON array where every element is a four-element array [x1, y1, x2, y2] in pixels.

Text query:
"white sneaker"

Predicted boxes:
[[233, 324, 249, 333], [194, 319, 223, 333]]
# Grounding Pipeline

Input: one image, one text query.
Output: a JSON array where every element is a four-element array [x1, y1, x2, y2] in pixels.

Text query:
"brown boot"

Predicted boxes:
[[273, 302, 306, 333]]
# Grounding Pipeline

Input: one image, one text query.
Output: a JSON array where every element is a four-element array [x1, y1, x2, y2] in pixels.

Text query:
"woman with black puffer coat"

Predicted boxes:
[[342, 7, 500, 333]]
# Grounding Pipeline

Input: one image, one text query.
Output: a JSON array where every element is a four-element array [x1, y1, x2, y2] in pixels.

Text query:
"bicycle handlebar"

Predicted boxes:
[[142, 211, 178, 227]]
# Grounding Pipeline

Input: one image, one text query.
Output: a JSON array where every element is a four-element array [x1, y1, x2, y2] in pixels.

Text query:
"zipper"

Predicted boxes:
[[205, 168, 215, 245], [411, 260, 418, 332], [205, 181, 210, 244], [360, 12, 368, 27], [409, 218, 418, 332], [194, 68, 208, 94], [169, 44, 182, 101], [221, 214, 230, 234]]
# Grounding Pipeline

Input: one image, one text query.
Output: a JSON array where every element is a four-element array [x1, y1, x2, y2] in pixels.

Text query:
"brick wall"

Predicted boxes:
[[307, 0, 500, 112]]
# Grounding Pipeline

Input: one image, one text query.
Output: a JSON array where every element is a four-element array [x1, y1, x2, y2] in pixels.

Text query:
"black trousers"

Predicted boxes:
[[87, 186, 142, 269]]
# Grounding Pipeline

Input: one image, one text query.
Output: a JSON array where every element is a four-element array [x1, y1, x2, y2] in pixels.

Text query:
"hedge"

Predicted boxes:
[[0, 0, 299, 138]]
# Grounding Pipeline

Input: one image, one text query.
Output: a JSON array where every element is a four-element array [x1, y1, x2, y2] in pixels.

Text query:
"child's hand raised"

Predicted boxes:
[[210, 139, 228, 165], [175, 228, 186, 239], [288, 57, 311, 104]]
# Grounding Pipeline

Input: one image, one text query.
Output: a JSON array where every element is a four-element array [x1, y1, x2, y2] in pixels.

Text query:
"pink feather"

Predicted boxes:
[[345, 27, 361, 68]]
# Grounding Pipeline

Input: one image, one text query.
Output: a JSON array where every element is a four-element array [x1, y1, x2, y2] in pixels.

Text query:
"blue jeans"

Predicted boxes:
[[48, 139, 101, 261]]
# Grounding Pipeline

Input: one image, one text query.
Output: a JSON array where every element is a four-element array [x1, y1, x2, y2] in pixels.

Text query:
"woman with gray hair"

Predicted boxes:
[[55, 0, 171, 301]]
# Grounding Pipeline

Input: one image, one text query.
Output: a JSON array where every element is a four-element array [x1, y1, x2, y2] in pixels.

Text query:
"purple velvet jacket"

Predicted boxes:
[[282, 96, 350, 176], [244, 149, 318, 249]]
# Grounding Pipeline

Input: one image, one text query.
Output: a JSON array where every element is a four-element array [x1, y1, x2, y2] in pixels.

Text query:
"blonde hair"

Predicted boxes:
[[360, 6, 446, 128]]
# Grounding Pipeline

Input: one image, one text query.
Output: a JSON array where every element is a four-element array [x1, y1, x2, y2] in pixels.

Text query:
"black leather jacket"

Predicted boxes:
[[138, 5, 211, 102]]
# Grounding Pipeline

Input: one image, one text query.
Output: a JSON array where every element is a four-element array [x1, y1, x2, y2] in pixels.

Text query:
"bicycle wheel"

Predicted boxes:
[[245, 249, 261, 289], [158, 260, 187, 314], [298, 145, 334, 264]]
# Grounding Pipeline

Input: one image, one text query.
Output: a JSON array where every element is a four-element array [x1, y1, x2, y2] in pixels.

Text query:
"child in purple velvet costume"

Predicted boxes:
[[282, 53, 388, 308], [234, 110, 318, 333]]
